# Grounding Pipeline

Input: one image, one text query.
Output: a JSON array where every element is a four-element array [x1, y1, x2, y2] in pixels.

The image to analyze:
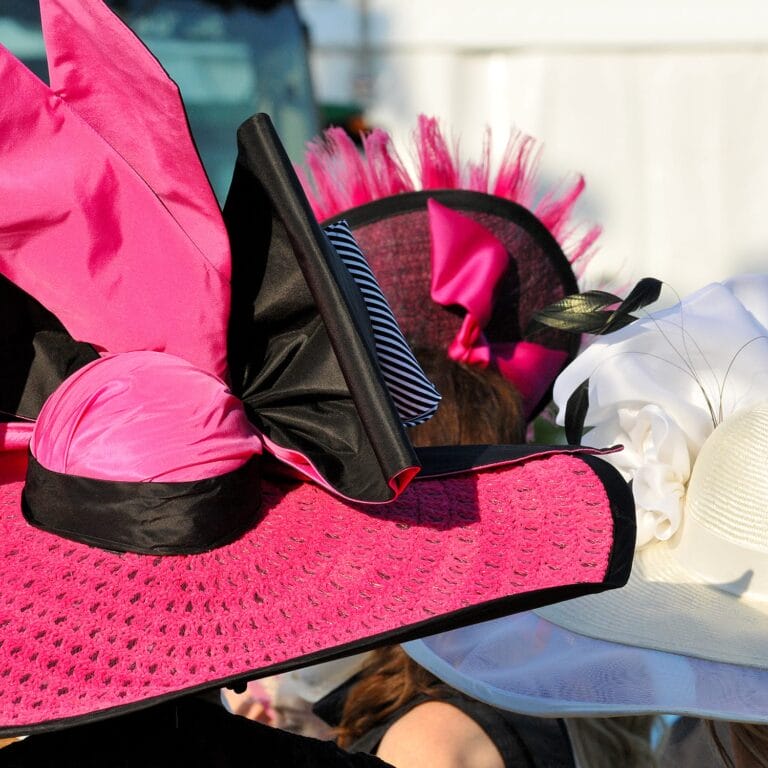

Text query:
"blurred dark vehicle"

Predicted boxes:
[[1, 0, 320, 201]]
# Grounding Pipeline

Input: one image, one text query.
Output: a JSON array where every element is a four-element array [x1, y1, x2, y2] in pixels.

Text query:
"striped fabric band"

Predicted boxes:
[[324, 220, 441, 427]]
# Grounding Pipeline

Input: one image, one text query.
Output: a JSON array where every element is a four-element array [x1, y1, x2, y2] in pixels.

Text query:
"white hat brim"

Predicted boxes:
[[534, 533, 768, 669], [404, 610, 768, 722], [405, 529, 768, 722]]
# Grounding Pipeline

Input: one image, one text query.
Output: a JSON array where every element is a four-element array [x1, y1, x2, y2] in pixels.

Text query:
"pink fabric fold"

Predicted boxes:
[[492, 342, 568, 417], [261, 435, 420, 503], [40, 0, 230, 283], [428, 198, 568, 416], [429, 199, 508, 327], [31, 352, 262, 482], [0, 39, 230, 379]]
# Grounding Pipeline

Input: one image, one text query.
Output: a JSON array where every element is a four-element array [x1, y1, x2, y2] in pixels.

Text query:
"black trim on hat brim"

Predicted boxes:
[[1, 451, 636, 739], [578, 451, 636, 590], [1, 581, 623, 739], [5, 548, 634, 739], [21, 453, 263, 555], [414, 442, 615, 478]]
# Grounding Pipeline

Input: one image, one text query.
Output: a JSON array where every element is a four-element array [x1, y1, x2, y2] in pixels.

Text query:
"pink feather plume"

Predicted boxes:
[[299, 114, 600, 275]]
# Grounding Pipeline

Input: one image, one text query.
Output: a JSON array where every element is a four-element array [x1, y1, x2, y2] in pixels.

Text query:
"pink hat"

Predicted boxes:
[[0, 0, 635, 737], [299, 117, 600, 419], [0, 359, 633, 734]]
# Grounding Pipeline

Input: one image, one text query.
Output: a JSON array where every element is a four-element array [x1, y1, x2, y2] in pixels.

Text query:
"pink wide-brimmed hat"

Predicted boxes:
[[0, 0, 634, 737], [299, 116, 601, 419]]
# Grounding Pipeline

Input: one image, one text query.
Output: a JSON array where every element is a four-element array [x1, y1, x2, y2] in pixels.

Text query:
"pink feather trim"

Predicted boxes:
[[299, 114, 600, 274], [361, 129, 415, 201]]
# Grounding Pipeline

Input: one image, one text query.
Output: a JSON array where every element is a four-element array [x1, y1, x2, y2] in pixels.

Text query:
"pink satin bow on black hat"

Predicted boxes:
[[427, 199, 568, 417]]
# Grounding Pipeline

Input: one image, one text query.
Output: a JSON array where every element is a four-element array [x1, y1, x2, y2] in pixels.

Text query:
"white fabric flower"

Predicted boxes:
[[586, 405, 690, 547], [553, 275, 768, 547]]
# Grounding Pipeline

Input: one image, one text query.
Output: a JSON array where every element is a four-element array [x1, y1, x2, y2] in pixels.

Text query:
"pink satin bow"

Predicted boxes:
[[428, 199, 568, 417]]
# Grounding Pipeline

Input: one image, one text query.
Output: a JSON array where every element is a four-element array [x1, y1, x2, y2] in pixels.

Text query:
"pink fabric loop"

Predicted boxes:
[[446, 320, 567, 417], [446, 315, 493, 369], [493, 342, 568, 418], [428, 199, 509, 327], [428, 198, 567, 415]]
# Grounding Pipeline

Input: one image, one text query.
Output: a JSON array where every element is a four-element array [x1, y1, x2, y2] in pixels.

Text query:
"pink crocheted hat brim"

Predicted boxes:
[[0, 447, 616, 733]]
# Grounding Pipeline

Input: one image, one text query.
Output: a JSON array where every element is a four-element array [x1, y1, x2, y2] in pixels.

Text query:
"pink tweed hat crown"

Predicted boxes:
[[0, 0, 634, 736]]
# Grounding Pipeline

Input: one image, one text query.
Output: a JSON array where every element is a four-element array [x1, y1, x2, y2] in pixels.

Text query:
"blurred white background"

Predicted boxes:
[[299, 0, 768, 294]]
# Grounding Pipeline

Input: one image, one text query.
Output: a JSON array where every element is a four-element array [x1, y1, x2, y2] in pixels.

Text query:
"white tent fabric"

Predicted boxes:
[[301, 0, 768, 295]]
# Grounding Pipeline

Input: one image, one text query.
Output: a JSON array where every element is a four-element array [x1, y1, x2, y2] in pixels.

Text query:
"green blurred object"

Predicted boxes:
[[530, 405, 568, 445], [319, 102, 370, 145]]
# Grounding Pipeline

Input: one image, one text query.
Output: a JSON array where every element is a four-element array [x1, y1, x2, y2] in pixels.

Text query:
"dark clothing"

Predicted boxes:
[[0, 696, 393, 768], [315, 683, 575, 768], [352, 693, 574, 768]]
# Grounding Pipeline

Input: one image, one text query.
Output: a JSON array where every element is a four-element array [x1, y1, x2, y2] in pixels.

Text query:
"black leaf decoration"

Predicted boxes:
[[564, 379, 591, 444], [527, 277, 663, 337]]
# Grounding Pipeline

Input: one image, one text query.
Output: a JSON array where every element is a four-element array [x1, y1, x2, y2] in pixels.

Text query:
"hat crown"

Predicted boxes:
[[675, 401, 768, 600], [31, 351, 261, 482], [686, 401, 768, 550]]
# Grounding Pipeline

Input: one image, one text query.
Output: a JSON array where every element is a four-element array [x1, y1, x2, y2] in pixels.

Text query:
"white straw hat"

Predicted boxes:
[[406, 277, 768, 721], [535, 401, 768, 667]]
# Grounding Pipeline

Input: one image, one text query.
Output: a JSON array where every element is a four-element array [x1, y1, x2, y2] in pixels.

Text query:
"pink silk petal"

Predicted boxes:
[[40, 0, 231, 282], [0, 43, 229, 379], [428, 199, 509, 327], [493, 342, 568, 419]]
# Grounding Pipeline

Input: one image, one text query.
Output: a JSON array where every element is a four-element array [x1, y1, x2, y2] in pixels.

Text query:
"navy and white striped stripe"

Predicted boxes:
[[324, 220, 441, 427]]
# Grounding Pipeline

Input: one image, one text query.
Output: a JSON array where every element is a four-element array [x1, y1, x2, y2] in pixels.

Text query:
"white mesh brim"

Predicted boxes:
[[403, 613, 768, 722]]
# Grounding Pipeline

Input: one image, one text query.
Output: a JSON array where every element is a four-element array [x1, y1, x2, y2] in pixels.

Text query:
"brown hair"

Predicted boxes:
[[707, 721, 768, 768], [336, 350, 526, 748], [406, 348, 526, 447], [335, 646, 450, 749]]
